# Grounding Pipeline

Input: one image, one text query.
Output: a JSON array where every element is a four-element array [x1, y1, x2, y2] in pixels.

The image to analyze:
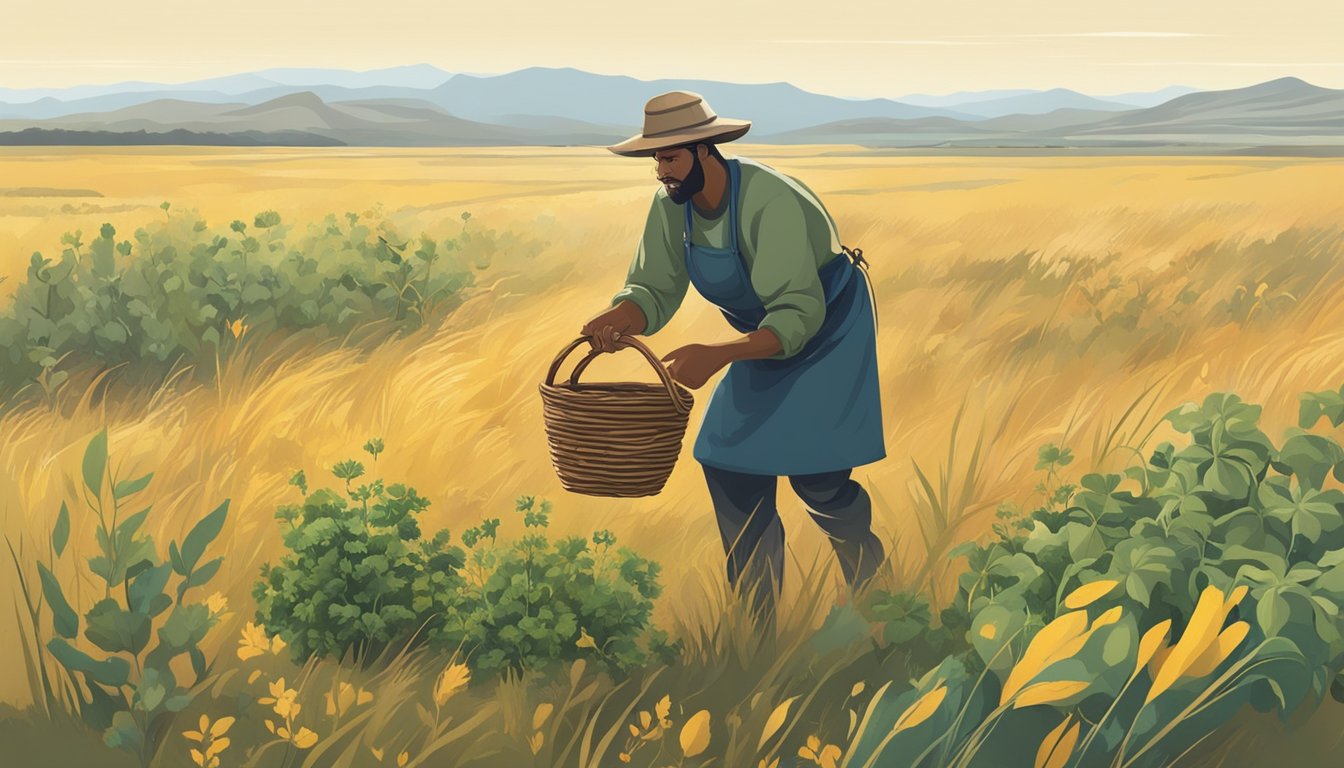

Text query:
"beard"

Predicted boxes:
[[664, 150, 706, 205]]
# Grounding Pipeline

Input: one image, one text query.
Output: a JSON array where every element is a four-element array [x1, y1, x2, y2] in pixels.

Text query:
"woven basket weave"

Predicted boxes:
[[539, 335, 694, 497]]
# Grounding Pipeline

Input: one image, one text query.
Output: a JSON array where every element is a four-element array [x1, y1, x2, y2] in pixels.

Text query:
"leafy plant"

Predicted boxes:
[[254, 442, 678, 677], [252, 440, 467, 664], [448, 496, 678, 675], [36, 428, 231, 766], [850, 387, 1344, 767], [0, 207, 509, 407]]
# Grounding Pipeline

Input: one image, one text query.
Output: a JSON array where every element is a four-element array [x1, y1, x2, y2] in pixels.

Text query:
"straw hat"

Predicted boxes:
[[607, 91, 751, 157]]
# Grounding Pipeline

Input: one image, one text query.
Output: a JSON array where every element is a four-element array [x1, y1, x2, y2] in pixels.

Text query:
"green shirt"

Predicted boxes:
[[611, 156, 844, 359]]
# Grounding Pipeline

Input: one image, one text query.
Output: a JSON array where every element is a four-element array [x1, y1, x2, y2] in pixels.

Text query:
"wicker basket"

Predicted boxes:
[[539, 335, 694, 497]]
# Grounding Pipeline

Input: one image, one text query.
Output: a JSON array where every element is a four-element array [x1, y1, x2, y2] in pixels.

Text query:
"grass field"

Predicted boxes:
[[2, 146, 1344, 766]]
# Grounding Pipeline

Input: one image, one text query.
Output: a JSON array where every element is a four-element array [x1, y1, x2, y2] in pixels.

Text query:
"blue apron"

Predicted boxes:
[[685, 158, 886, 476]]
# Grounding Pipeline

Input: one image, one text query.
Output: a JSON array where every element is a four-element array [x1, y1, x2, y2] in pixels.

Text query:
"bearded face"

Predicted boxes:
[[656, 146, 707, 205]]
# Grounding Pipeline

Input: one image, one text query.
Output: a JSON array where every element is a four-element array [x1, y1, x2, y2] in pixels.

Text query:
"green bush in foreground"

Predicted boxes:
[[29, 429, 231, 767], [851, 386, 1344, 767], [0, 207, 487, 405], [253, 441, 678, 676]]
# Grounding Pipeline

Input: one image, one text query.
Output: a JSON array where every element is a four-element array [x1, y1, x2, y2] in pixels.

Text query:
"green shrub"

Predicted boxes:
[[851, 387, 1344, 767], [31, 429, 230, 767], [253, 442, 679, 676], [0, 207, 493, 406], [445, 496, 679, 674], [252, 439, 467, 664]]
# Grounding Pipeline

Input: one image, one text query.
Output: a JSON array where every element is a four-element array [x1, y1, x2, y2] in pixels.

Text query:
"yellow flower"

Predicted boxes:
[[238, 622, 287, 660], [397, 751, 409, 767], [291, 726, 318, 749], [434, 663, 470, 707], [260, 677, 300, 719], [576, 627, 597, 649], [228, 317, 248, 339], [655, 694, 673, 728], [371, 747, 385, 761], [205, 592, 229, 618], [529, 731, 545, 755], [798, 735, 841, 768]]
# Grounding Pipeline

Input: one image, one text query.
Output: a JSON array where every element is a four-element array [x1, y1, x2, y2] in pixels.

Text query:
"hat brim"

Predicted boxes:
[[606, 119, 751, 157]]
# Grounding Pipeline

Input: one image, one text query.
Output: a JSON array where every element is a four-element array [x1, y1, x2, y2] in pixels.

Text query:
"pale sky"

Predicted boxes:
[[5, 0, 1344, 97]]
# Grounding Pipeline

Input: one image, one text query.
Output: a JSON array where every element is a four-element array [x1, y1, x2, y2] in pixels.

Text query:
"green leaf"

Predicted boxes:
[[37, 563, 79, 639], [85, 599, 151, 655], [179, 557, 223, 599], [158, 604, 212, 650], [83, 429, 108, 497], [1276, 433, 1344, 491], [113, 473, 153, 500], [180, 500, 229, 572], [128, 563, 173, 616], [103, 711, 143, 752], [46, 637, 130, 687], [168, 541, 186, 575], [53, 502, 70, 558]]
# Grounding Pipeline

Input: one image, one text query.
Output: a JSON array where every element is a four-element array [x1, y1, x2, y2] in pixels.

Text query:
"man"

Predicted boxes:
[[580, 90, 886, 627]]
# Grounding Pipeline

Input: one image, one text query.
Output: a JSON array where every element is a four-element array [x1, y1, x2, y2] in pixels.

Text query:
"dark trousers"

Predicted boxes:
[[702, 464, 887, 626]]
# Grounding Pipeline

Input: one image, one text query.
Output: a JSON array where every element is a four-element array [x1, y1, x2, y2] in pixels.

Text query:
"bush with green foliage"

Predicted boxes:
[[252, 439, 468, 664], [29, 429, 230, 767], [253, 441, 678, 676], [850, 387, 1344, 767], [0, 206, 504, 405], [445, 496, 679, 674]]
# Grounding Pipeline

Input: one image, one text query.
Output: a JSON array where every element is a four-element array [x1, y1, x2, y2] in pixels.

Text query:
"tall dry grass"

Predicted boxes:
[[3, 147, 1344, 764]]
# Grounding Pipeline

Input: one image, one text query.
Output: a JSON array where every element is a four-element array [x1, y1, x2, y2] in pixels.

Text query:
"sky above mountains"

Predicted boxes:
[[6, 0, 1343, 98]]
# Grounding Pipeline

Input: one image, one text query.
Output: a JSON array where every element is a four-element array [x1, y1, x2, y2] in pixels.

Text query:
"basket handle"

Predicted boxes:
[[545, 335, 691, 416]]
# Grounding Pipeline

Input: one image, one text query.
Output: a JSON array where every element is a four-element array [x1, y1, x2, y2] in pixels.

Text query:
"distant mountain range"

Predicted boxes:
[[0, 66, 1340, 153]]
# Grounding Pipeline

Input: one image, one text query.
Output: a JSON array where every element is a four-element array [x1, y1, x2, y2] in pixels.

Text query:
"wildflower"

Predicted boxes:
[[205, 592, 229, 618], [434, 663, 470, 707], [228, 317, 248, 339], [238, 621, 286, 660], [259, 677, 300, 719], [798, 735, 842, 768], [576, 627, 597, 650], [183, 714, 233, 768]]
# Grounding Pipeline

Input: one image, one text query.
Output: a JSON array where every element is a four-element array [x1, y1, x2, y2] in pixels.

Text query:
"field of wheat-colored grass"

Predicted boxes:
[[3, 146, 1344, 765]]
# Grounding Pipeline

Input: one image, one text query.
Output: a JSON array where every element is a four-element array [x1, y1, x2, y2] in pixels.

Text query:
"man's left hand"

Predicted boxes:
[[661, 344, 730, 390]]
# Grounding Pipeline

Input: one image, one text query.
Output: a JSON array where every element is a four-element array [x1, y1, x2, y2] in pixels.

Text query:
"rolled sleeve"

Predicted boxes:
[[611, 192, 688, 335], [750, 192, 826, 358]]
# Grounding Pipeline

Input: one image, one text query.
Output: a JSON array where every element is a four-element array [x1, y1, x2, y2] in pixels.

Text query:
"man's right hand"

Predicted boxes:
[[581, 300, 647, 353]]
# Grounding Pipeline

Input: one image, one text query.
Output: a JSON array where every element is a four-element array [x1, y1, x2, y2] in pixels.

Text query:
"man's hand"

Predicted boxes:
[[581, 301, 647, 352], [661, 344, 730, 390]]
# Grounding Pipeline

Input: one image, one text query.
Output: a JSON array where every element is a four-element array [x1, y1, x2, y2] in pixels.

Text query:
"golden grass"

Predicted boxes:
[[3, 145, 1344, 730]]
